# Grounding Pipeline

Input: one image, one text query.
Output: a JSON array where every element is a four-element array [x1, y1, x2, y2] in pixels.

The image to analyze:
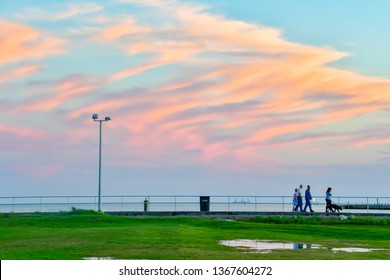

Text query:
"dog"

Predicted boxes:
[[330, 203, 342, 213]]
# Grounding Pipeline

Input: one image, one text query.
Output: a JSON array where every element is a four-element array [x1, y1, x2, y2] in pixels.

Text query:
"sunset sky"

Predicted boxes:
[[1, 0, 390, 197]]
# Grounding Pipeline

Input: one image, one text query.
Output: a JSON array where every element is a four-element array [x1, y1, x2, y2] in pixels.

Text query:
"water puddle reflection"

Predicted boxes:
[[220, 239, 387, 254], [84, 257, 115, 260], [220, 240, 321, 253], [331, 248, 378, 253]]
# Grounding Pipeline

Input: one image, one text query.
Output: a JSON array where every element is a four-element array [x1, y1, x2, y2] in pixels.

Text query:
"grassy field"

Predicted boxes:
[[1, 210, 389, 260]]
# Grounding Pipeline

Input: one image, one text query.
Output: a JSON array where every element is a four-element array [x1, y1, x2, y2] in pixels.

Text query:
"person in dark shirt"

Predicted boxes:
[[325, 187, 332, 212], [303, 185, 314, 212]]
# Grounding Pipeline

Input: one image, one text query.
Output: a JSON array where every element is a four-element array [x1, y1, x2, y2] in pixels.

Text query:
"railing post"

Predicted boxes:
[[228, 196, 230, 212], [367, 197, 369, 213], [255, 196, 257, 212], [12, 197, 15, 212], [282, 196, 285, 212]]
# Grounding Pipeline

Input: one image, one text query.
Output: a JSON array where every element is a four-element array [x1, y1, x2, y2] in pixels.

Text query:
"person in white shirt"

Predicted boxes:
[[294, 184, 304, 212]]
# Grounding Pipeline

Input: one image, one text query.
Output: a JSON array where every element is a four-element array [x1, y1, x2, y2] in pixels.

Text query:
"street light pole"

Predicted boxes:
[[92, 114, 111, 212], [98, 120, 102, 212]]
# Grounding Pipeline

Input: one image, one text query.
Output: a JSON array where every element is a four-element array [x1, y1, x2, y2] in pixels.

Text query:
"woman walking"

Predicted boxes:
[[292, 188, 298, 211], [325, 187, 332, 212]]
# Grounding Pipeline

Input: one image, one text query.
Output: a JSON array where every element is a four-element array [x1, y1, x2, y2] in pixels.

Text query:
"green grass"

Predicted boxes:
[[1, 211, 389, 260]]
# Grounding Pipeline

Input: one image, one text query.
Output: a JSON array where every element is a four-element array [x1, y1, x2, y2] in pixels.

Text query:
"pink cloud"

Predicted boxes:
[[0, 123, 46, 138], [22, 76, 98, 112], [0, 64, 41, 84], [352, 137, 390, 148], [12, 162, 65, 177], [107, 62, 162, 82]]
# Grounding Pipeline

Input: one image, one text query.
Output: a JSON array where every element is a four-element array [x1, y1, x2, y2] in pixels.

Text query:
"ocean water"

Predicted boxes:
[[1, 200, 389, 214]]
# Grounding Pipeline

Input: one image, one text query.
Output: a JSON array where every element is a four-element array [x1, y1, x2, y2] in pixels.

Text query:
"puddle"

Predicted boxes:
[[216, 218, 234, 222], [220, 240, 321, 253], [331, 248, 379, 253], [220, 239, 388, 254], [84, 257, 116, 260]]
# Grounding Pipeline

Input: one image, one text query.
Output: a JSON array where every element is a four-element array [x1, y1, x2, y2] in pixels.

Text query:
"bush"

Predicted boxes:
[[251, 215, 389, 225]]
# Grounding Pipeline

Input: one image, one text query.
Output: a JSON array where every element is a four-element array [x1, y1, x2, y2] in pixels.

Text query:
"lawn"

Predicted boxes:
[[0, 211, 389, 260]]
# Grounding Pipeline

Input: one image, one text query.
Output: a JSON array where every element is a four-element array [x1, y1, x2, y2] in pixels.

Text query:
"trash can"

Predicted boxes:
[[144, 198, 150, 212], [200, 196, 210, 212]]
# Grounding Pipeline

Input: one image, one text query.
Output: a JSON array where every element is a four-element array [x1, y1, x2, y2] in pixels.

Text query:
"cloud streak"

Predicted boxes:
[[15, 3, 103, 21]]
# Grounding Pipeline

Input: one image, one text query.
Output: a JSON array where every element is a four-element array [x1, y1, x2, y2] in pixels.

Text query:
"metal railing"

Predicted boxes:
[[1, 195, 390, 213]]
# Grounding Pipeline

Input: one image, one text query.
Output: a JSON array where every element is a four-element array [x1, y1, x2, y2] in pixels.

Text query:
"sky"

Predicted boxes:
[[1, 0, 390, 197]]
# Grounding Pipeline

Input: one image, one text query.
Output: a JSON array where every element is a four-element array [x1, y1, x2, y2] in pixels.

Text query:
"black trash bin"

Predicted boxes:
[[143, 197, 150, 212], [200, 196, 210, 212]]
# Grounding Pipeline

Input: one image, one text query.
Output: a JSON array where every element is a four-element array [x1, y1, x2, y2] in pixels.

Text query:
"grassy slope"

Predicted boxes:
[[0, 212, 389, 260]]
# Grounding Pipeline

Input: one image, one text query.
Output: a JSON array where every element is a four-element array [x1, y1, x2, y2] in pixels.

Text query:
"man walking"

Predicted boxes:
[[303, 185, 315, 212]]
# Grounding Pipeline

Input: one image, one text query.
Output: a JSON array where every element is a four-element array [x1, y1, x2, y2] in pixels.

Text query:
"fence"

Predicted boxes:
[[1, 195, 390, 213]]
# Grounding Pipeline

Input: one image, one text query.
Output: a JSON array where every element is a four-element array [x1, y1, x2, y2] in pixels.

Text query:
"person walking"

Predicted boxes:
[[294, 184, 304, 212], [325, 187, 332, 212], [303, 185, 315, 212], [292, 188, 298, 211]]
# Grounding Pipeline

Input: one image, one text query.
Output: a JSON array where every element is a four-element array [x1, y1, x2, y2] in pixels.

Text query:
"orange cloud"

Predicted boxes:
[[98, 17, 150, 41], [0, 19, 62, 65]]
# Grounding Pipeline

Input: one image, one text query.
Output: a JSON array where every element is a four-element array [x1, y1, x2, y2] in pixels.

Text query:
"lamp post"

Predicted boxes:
[[92, 113, 111, 212]]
